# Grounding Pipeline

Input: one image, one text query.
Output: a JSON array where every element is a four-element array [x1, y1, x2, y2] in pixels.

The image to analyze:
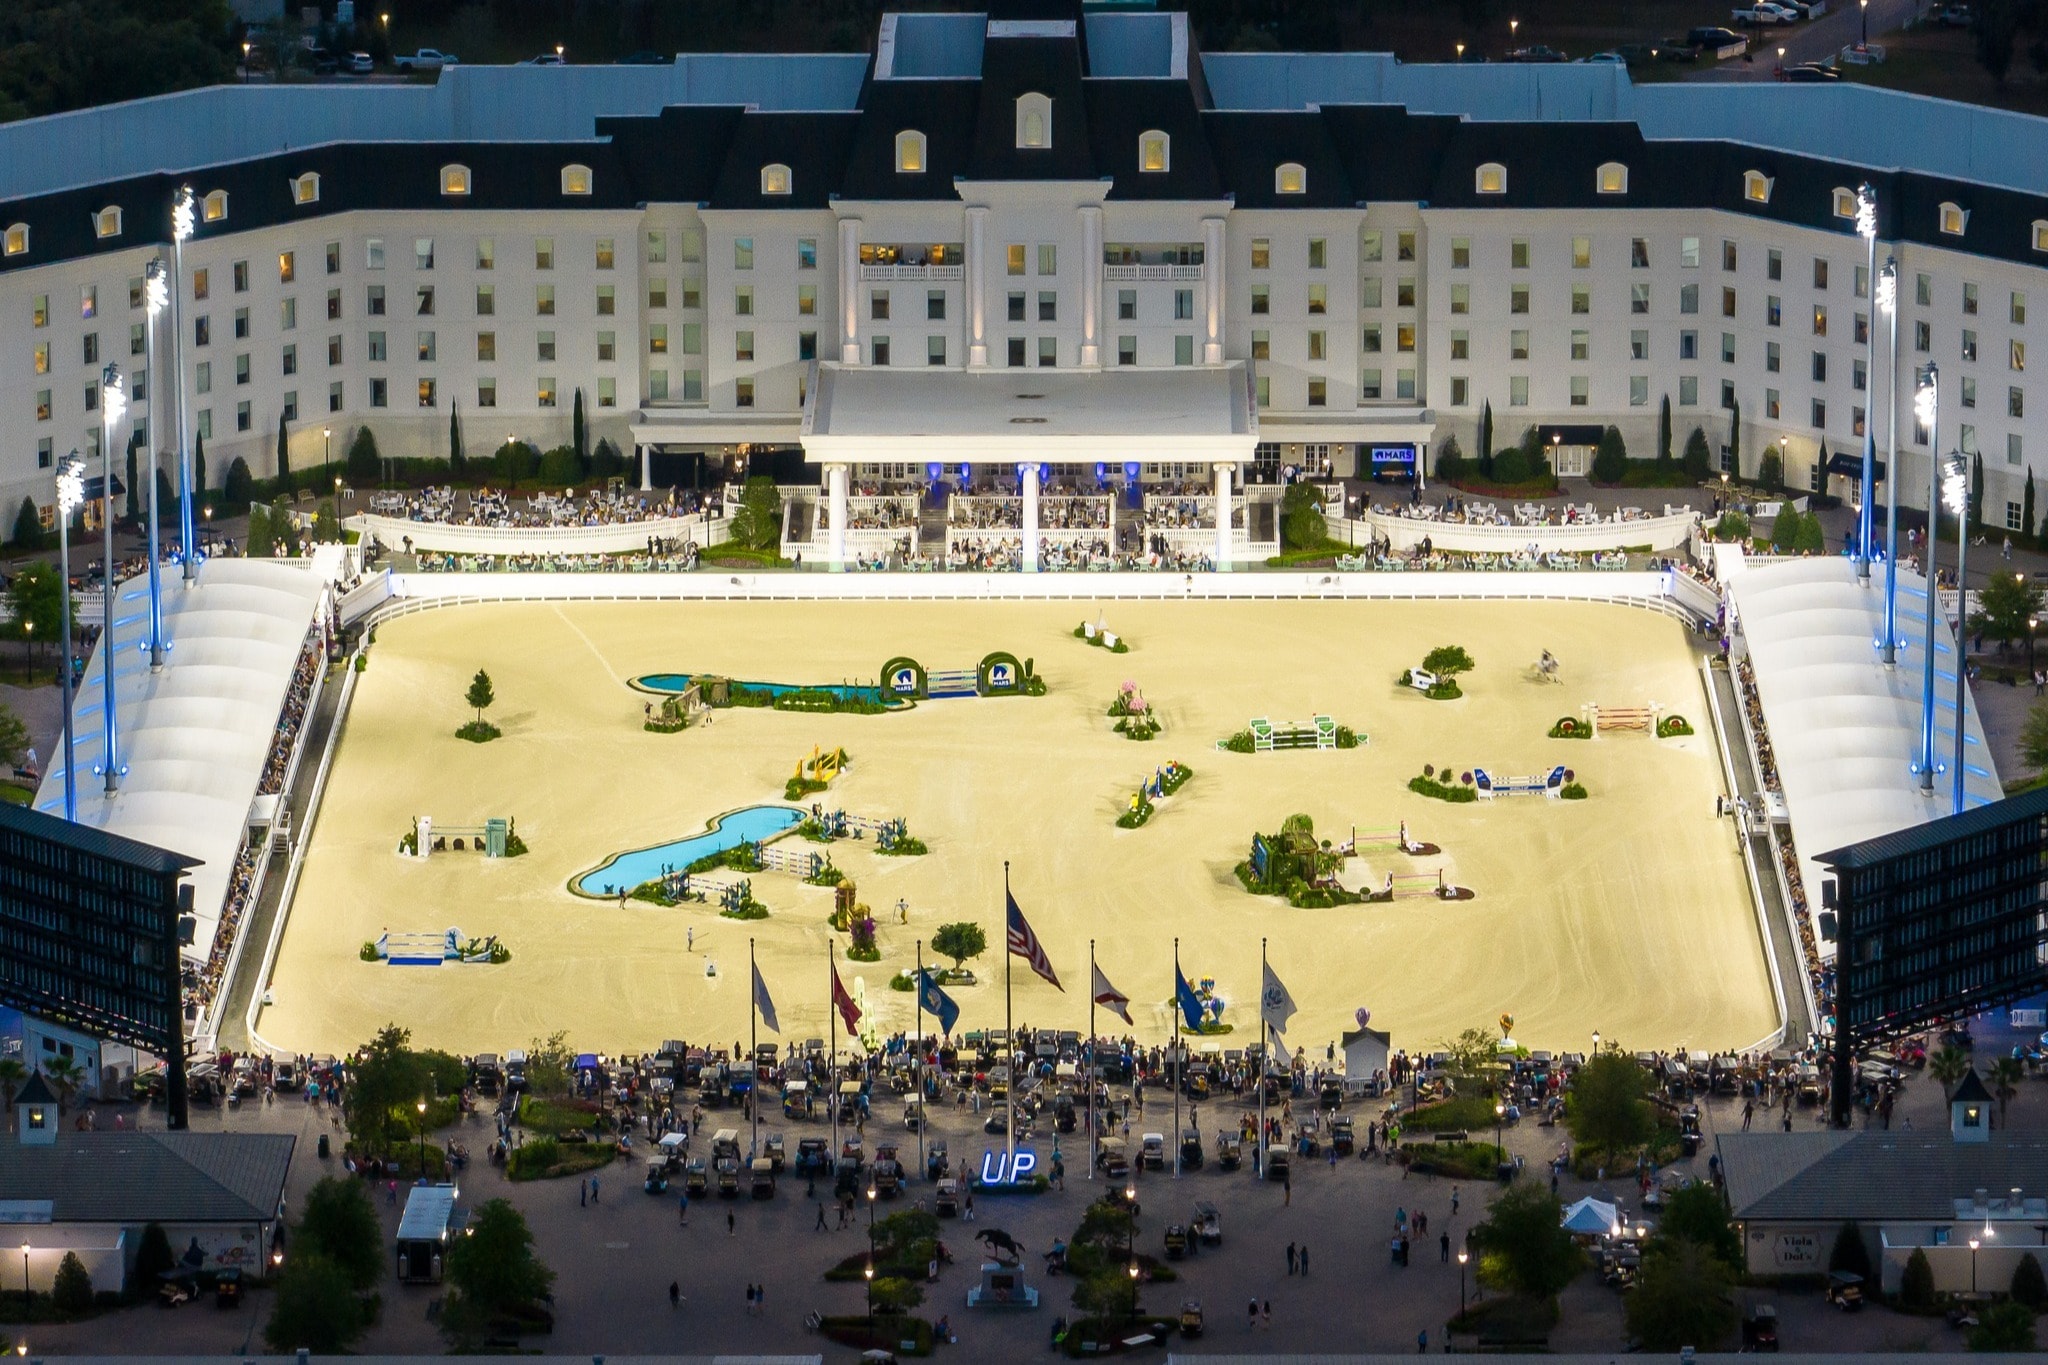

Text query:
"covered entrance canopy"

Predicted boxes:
[[801, 362, 1259, 570]]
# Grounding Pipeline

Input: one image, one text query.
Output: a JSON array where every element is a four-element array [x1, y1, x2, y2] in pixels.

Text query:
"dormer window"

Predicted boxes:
[[1963, 1103, 1982, 1128], [1275, 162, 1306, 196], [1139, 131, 1170, 173], [895, 130, 927, 174], [1475, 162, 1507, 195], [292, 172, 320, 206], [440, 165, 471, 196], [94, 206, 123, 239], [1597, 162, 1628, 194], [25, 1106, 45, 1131], [1744, 170, 1773, 204], [202, 190, 228, 223], [3, 223, 26, 257], [1016, 92, 1052, 149], [1832, 187, 1857, 219], [2034, 220, 2048, 253], [761, 163, 792, 196], [1939, 201, 1968, 236], [561, 164, 593, 196]]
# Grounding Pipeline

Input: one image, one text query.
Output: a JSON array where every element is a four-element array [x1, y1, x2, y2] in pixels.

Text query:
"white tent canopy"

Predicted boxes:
[[1561, 1196, 1619, 1236]]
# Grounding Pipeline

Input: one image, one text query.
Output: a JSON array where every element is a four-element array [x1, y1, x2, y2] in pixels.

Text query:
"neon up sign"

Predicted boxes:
[[979, 1148, 1039, 1184]]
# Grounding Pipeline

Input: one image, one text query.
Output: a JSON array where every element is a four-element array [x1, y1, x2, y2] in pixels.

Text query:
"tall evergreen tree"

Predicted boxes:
[[1658, 395, 1673, 463], [193, 433, 207, 497], [572, 389, 587, 464], [1728, 396, 1742, 479], [449, 403, 465, 478], [2025, 468, 2037, 541], [275, 413, 293, 493]]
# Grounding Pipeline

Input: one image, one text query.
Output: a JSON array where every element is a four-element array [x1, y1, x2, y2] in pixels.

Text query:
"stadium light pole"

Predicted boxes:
[[54, 454, 83, 821], [99, 362, 126, 795], [1854, 184, 1879, 583], [1879, 256, 1901, 664], [171, 186, 199, 582], [1915, 365, 1940, 794], [143, 258, 169, 670], [1943, 449, 1971, 815]]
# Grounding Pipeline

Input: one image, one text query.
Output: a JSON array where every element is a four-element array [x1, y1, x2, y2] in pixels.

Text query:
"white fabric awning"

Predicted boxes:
[[1561, 1197, 1619, 1235], [802, 362, 1258, 465]]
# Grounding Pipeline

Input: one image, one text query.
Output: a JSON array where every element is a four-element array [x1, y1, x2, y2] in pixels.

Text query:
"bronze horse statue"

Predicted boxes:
[[975, 1228, 1024, 1265]]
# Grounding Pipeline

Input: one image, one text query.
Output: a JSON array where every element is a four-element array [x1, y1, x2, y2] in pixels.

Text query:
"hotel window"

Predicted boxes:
[[1255, 374, 1271, 405], [1963, 330, 1978, 362], [1118, 289, 1136, 321], [194, 316, 210, 346], [1140, 131, 1170, 172], [440, 164, 471, 196], [1251, 285, 1270, 315], [1631, 284, 1649, 315], [1038, 336, 1057, 367], [1962, 377, 1977, 408], [82, 333, 99, 364], [282, 342, 297, 375], [1914, 321, 1930, 352], [4, 223, 27, 257], [1361, 231, 1382, 263], [1007, 244, 1026, 276], [1631, 238, 1649, 268], [927, 335, 946, 366], [895, 131, 927, 173], [1308, 238, 1327, 269], [1727, 381, 1741, 412], [1598, 161, 1628, 194], [1510, 286, 1529, 315], [538, 376, 557, 407], [475, 237, 495, 270], [1509, 376, 1528, 406], [477, 332, 496, 362], [414, 237, 435, 270], [1630, 375, 1649, 406], [1812, 305, 1827, 337], [1722, 333, 1736, 364], [32, 342, 46, 375], [201, 189, 227, 222], [868, 289, 887, 321], [327, 381, 344, 411], [560, 164, 592, 195], [1475, 162, 1506, 195], [597, 377, 616, 408], [1308, 284, 1327, 315], [1397, 231, 1416, 261], [1723, 240, 1738, 271], [1449, 330, 1468, 361], [798, 285, 816, 316], [1812, 351, 1827, 382], [735, 331, 754, 362], [476, 285, 494, 316], [729, 285, 750, 318], [1510, 330, 1530, 361], [2013, 386, 2026, 419], [1680, 331, 1697, 361], [327, 288, 342, 320], [1744, 171, 1772, 203], [1853, 358, 1866, 390], [928, 291, 946, 321], [1570, 375, 1589, 407], [1361, 369, 1382, 399], [129, 323, 144, 356], [760, 163, 792, 195], [1450, 284, 1469, 315], [1038, 244, 1057, 275], [1450, 377, 1469, 406], [279, 251, 296, 284], [681, 323, 702, 354], [1450, 238, 1470, 268], [1175, 335, 1195, 366], [1812, 398, 1827, 427], [1361, 278, 1381, 308], [734, 237, 754, 270], [2010, 500, 2026, 530], [236, 399, 251, 430], [536, 285, 555, 315], [1680, 284, 1699, 314], [2015, 291, 2029, 324], [680, 228, 703, 263], [682, 278, 702, 309], [2036, 221, 2048, 253], [416, 286, 434, 316], [1039, 291, 1058, 322], [1007, 337, 1026, 366], [648, 280, 667, 309], [1939, 201, 1968, 236], [872, 337, 891, 366], [366, 239, 385, 270], [1015, 92, 1052, 149], [797, 238, 817, 270], [232, 260, 250, 292], [1118, 335, 1137, 365], [1571, 330, 1589, 361], [682, 371, 703, 402], [1254, 330, 1272, 360], [1251, 237, 1272, 269], [1008, 292, 1026, 322], [326, 241, 341, 274], [1308, 379, 1327, 407], [798, 331, 816, 361], [1813, 258, 1829, 290], [34, 388, 50, 421], [1361, 325, 1381, 354], [1681, 237, 1700, 269], [196, 360, 211, 390], [1275, 162, 1306, 195], [1572, 237, 1591, 269], [1765, 388, 1779, 419], [1397, 278, 1415, 308], [233, 306, 248, 338], [417, 378, 436, 408], [1308, 330, 1327, 361], [32, 295, 47, 327], [639, 231, 665, 267], [416, 332, 437, 364], [536, 332, 555, 362], [1767, 295, 1781, 327], [646, 325, 667, 356], [534, 237, 554, 270], [1916, 272, 1931, 306], [2011, 432, 2024, 466], [1679, 376, 1698, 406], [595, 239, 615, 270], [1510, 239, 1529, 269]]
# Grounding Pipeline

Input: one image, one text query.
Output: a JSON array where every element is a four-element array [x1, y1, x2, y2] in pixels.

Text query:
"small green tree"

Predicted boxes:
[[4, 561, 67, 654], [0, 703, 30, 771], [224, 455, 255, 508], [1478, 401, 1494, 467], [246, 503, 275, 558], [1653, 1183, 1742, 1271], [312, 501, 340, 543], [1771, 508, 1807, 554], [134, 1223, 176, 1288], [1794, 510, 1826, 554], [50, 1250, 92, 1314], [263, 1252, 366, 1353], [1565, 1051, 1653, 1162], [523, 1030, 575, 1098], [728, 475, 785, 551], [1713, 511, 1751, 543], [442, 1199, 554, 1344], [1280, 481, 1328, 550], [193, 433, 207, 500], [1519, 424, 1549, 478], [1827, 1221, 1873, 1281], [1969, 571, 2043, 650], [591, 437, 625, 481], [10, 495, 45, 551], [1422, 645, 1475, 679], [449, 403, 465, 477], [1682, 425, 1713, 481], [492, 440, 536, 486], [2023, 703, 2048, 773], [345, 427, 380, 488], [537, 446, 581, 488], [1471, 1181, 1583, 1298], [1592, 426, 1628, 484], [466, 669, 495, 725], [1759, 445, 1783, 493], [1658, 395, 1673, 464], [870, 1275, 925, 1315], [271, 496, 301, 556], [2011, 1250, 2048, 1309], [931, 922, 987, 973], [1625, 1237, 1735, 1350], [1435, 434, 1466, 484], [275, 412, 293, 493], [1930, 1046, 1972, 1098], [1968, 1301, 2036, 1352], [296, 1176, 384, 1292], [1491, 443, 1529, 484], [1900, 1246, 1937, 1309]]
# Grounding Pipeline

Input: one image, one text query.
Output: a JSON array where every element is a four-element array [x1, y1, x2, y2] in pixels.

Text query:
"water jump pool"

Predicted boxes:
[[572, 803, 805, 897], [632, 674, 890, 704]]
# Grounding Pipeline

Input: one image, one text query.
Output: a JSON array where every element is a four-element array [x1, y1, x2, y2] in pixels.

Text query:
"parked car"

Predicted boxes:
[[296, 47, 339, 74], [616, 50, 673, 64], [1783, 63, 1842, 81], [1689, 25, 1748, 48], [1508, 44, 1569, 61], [1579, 50, 1628, 64], [1937, 3, 1975, 24], [1655, 38, 1702, 60], [1732, 5, 1792, 25], [392, 49, 458, 71], [341, 51, 374, 74], [522, 52, 566, 66]]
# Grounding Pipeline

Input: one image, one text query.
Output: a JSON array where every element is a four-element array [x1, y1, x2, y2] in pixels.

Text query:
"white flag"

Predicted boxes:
[[1261, 961, 1298, 1035], [1092, 962, 1134, 1025], [752, 960, 780, 1033]]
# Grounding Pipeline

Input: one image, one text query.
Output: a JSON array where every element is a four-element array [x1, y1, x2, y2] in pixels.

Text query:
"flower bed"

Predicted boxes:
[[1548, 716, 1591, 739]]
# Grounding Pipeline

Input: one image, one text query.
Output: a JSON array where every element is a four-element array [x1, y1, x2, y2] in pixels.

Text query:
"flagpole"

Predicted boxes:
[[829, 939, 839, 1175], [1087, 938, 1096, 1183], [1004, 859, 1015, 1175], [749, 936, 759, 1161], [1258, 936, 1267, 1179], [915, 937, 925, 1187], [1173, 935, 1182, 1180]]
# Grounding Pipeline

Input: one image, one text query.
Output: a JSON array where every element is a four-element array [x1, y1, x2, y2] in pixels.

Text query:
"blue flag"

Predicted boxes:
[[1174, 965, 1206, 1032], [918, 969, 961, 1035]]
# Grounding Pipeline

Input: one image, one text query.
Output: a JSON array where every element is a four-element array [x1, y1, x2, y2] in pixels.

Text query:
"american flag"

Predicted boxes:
[[1006, 890, 1063, 991]]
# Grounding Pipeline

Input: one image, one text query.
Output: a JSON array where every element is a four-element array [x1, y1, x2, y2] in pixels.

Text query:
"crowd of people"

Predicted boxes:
[[1338, 544, 1632, 572], [820, 496, 920, 531], [1372, 496, 1671, 528], [411, 546, 701, 573], [259, 632, 323, 797], [1733, 657, 1833, 1023], [1142, 496, 1222, 530], [373, 486, 698, 528]]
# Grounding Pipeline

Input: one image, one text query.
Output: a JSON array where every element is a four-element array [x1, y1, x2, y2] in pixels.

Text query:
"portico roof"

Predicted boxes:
[[802, 361, 1257, 464]]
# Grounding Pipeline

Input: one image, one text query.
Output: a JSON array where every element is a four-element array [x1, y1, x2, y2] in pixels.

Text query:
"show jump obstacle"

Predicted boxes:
[[372, 929, 501, 966], [1582, 702, 1659, 737], [411, 816, 508, 857], [1472, 766, 1568, 799], [1248, 716, 1340, 751], [880, 652, 1037, 702]]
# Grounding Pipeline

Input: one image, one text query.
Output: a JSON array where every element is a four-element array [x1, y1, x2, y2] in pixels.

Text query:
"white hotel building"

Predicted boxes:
[[3, 1, 2048, 563]]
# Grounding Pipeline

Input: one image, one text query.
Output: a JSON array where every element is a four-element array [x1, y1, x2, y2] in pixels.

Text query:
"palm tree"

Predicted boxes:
[[1989, 1057, 2025, 1126], [1930, 1045, 1972, 1099], [40, 1057, 84, 1115], [0, 1058, 24, 1130]]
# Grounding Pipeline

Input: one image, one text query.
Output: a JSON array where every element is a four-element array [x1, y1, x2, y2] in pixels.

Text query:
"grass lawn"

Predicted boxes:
[[1838, 25, 2048, 117], [0, 782, 31, 806]]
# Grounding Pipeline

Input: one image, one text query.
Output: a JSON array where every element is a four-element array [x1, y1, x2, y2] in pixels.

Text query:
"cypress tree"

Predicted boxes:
[[1658, 395, 1673, 464], [275, 413, 293, 493], [449, 403, 465, 478], [2025, 468, 2036, 542], [193, 433, 207, 498], [572, 388, 588, 464]]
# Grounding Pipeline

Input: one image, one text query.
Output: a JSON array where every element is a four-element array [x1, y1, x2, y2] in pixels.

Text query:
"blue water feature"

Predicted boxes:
[[635, 673, 887, 704], [574, 804, 805, 897]]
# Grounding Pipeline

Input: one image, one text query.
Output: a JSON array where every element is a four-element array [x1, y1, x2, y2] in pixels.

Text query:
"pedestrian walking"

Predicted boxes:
[[1247, 1298, 1258, 1331], [1451, 1186, 1460, 1215], [1300, 1244, 1309, 1276], [816, 1201, 828, 1231], [579, 1178, 587, 1208], [591, 1175, 600, 1203], [1283, 1170, 1291, 1206], [1262, 1300, 1272, 1329], [669, 1281, 680, 1309], [678, 1192, 690, 1225], [1440, 1232, 1451, 1262], [1286, 1242, 1297, 1275], [965, 1192, 976, 1221], [727, 1210, 736, 1236], [755, 1282, 765, 1315], [1418, 1329, 1429, 1353]]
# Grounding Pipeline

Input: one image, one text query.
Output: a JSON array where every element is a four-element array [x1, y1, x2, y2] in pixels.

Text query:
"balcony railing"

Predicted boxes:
[[1104, 264, 1205, 282], [860, 263, 964, 281]]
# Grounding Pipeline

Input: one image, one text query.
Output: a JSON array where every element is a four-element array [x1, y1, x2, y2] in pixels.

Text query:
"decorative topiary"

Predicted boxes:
[[1549, 717, 1590, 739], [1560, 782, 1589, 800], [1656, 714, 1694, 738]]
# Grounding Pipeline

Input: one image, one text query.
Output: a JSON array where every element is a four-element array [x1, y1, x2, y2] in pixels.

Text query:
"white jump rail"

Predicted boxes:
[[1339, 508, 1699, 555], [348, 509, 720, 556]]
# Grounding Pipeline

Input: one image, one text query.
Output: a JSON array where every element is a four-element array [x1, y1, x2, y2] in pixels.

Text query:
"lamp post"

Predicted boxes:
[[1458, 1248, 1469, 1312], [1591, 1029, 1600, 1056], [1776, 45, 1785, 74], [1915, 365, 1941, 793], [1494, 1101, 1505, 1161], [1969, 1236, 1981, 1294], [143, 258, 169, 670], [1880, 257, 1902, 663], [99, 362, 125, 795], [55, 455, 82, 821], [2029, 612, 2038, 679], [1943, 448, 1972, 814], [19, 1241, 27, 1306], [323, 427, 331, 470], [1854, 184, 1880, 583], [1456, 41, 1465, 60], [241, 41, 250, 82], [1126, 1260, 1140, 1326], [1860, 0, 1870, 46], [171, 186, 198, 581], [415, 1098, 427, 1175], [863, 1260, 874, 1330]]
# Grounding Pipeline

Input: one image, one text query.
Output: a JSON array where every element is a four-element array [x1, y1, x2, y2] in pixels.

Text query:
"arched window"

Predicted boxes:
[[1275, 162, 1306, 195], [201, 190, 228, 223], [1938, 201, 1968, 236], [895, 130, 927, 174], [1597, 161, 1628, 194], [1475, 162, 1507, 195], [1743, 170, 1773, 204], [760, 163, 792, 195], [94, 206, 123, 239], [1016, 92, 1053, 149], [1831, 186, 1857, 219], [2034, 219, 2048, 253], [3, 223, 27, 257], [1139, 130, 1170, 173], [560, 164, 593, 195], [291, 172, 320, 206], [440, 164, 471, 196]]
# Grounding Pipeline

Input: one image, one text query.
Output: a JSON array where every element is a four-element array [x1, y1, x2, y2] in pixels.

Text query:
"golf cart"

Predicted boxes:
[[1826, 1271, 1864, 1311], [927, 1139, 949, 1182], [795, 1137, 831, 1174], [1330, 1114, 1355, 1154], [1179, 1299, 1204, 1338], [1180, 1128, 1204, 1169], [1192, 1201, 1221, 1245], [643, 1162, 668, 1195], [1162, 1223, 1192, 1259], [1140, 1132, 1166, 1170], [1096, 1135, 1130, 1180], [683, 1157, 709, 1197], [763, 1132, 787, 1171], [1216, 1136, 1243, 1171], [1743, 1303, 1780, 1351], [935, 1177, 961, 1217]]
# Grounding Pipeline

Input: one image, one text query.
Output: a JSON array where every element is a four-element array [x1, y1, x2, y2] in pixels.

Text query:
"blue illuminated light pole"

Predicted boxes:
[[171, 186, 199, 583], [54, 455, 84, 821], [99, 362, 126, 795], [143, 258, 169, 670], [1914, 364, 1940, 794], [1854, 184, 1878, 582], [1942, 449, 1971, 815], [1878, 256, 1901, 664]]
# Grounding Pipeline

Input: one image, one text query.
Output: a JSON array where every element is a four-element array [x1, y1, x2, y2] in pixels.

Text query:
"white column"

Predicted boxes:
[[838, 218, 863, 365], [1213, 460, 1234, 571], [1021, 462, 1040, 573], [827, 462, 849, 571], [967, 206, 990, 368], [638, 442, 651, 491], [1079, 205, 1102, 369], [1202, 216, 1226, 365]]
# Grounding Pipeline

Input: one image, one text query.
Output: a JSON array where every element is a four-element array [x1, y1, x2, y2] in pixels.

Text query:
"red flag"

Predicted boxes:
[[831, 961, 862, 1035]]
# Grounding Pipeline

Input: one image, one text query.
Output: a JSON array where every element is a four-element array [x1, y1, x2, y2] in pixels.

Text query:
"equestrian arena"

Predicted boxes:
[[258, 595, 1776, 1059]]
